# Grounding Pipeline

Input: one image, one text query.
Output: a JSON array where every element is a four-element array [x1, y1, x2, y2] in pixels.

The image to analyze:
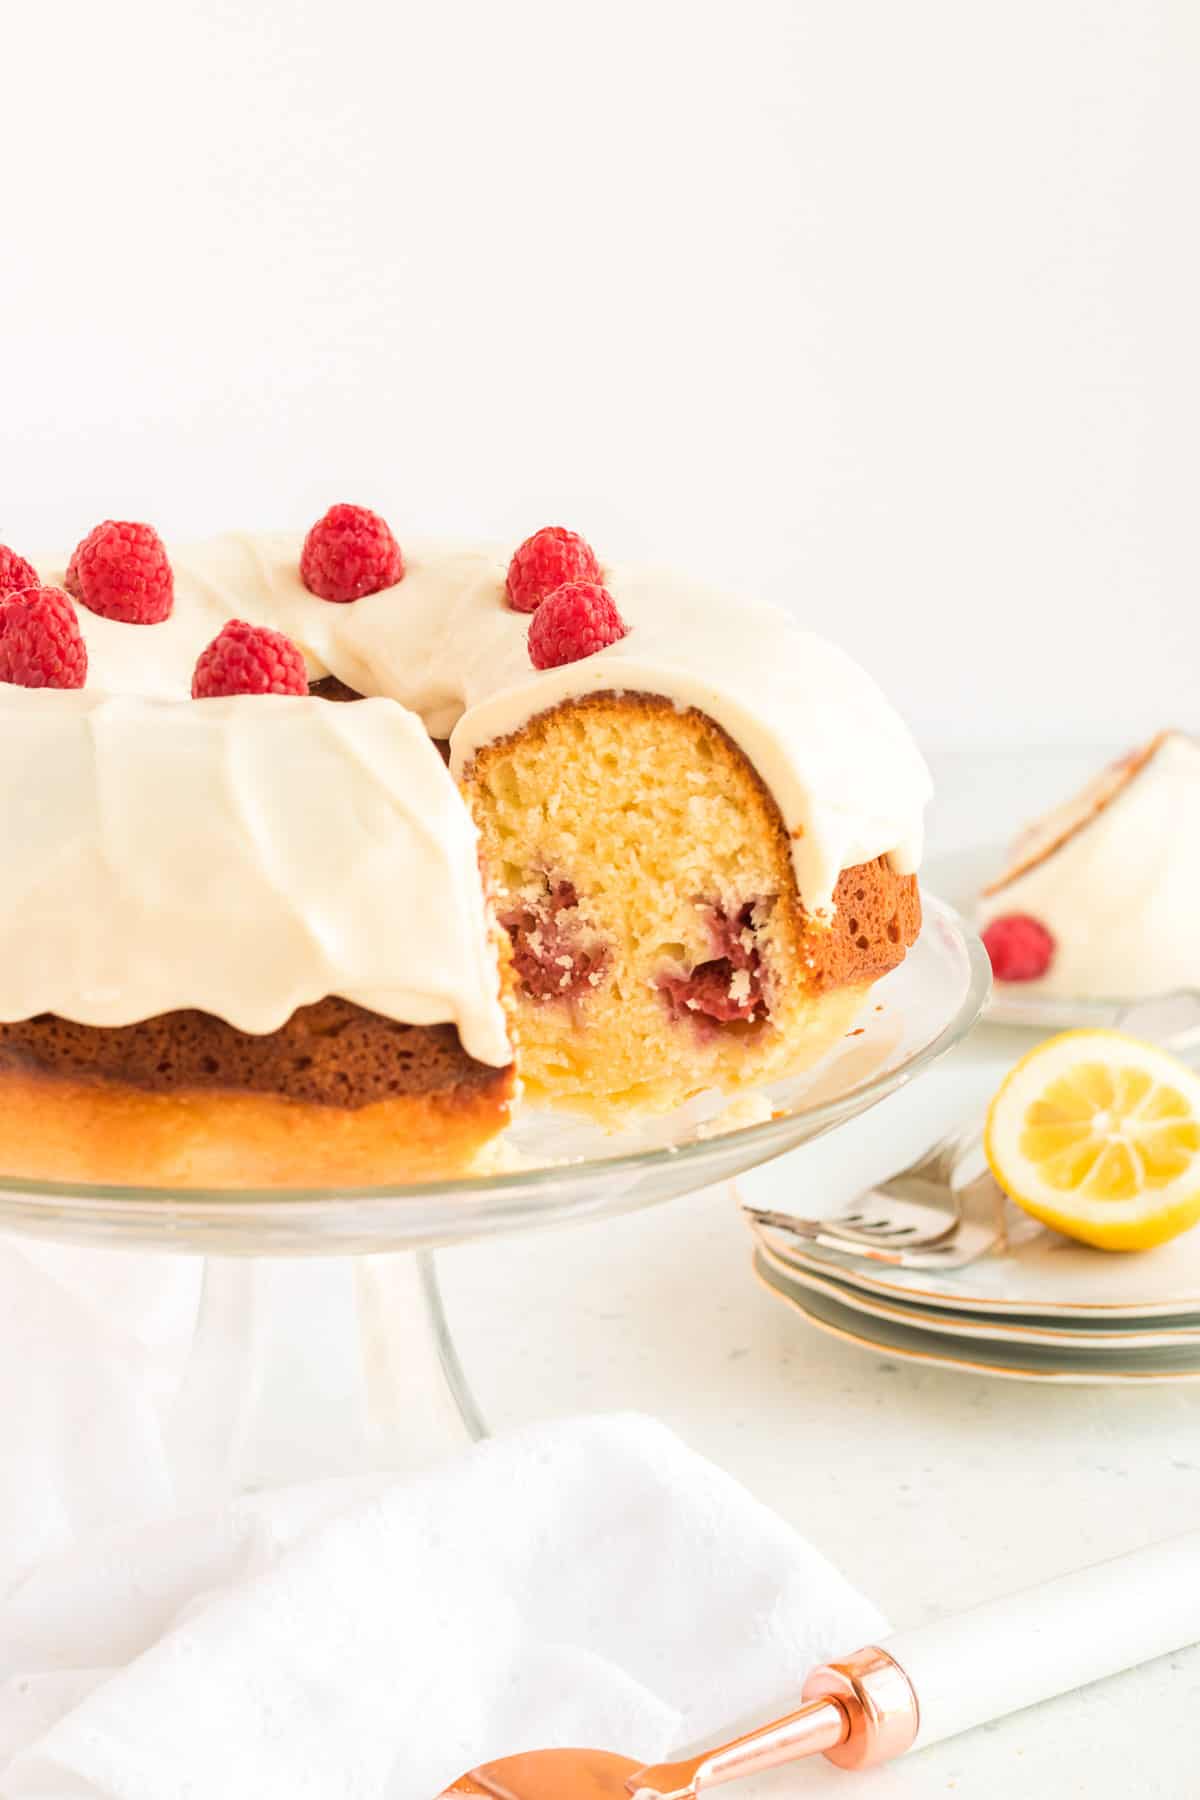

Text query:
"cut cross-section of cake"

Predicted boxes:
[[978, 731, 1200, 999], [463, 693, 920, 1117]]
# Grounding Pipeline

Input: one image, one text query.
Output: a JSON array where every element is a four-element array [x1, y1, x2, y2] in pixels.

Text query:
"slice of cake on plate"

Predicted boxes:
[[979, 731, 1200, 998]]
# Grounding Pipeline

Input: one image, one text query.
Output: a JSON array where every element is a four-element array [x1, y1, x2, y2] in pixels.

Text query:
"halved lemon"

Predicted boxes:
[[984, 1030, 1200, 1252]]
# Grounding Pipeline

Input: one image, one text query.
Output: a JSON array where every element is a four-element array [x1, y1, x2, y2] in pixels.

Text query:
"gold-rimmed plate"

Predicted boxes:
[[737, 1163, 1200, 1322], [751, 1232, 1200, 1350], [753, 1250, 1200, 1384]]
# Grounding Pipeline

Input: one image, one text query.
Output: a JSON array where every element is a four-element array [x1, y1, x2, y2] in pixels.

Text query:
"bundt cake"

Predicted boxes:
[[0, 510, 931, 1185], [980, 730, 1200, 998]]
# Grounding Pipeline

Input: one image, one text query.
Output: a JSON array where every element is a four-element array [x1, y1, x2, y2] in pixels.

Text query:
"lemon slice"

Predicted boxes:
[[985, 1030, 1200, 1251]]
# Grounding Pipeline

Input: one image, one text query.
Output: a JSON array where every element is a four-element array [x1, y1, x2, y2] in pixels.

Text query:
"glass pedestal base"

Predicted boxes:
[[165, 1251, 486, 1505]]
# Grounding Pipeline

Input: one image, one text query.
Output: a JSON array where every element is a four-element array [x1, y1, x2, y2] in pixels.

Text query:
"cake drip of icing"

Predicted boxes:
[[0, 689, 511, 1066], [978, 732, 1200, 999], [43, 532, 932, 919]]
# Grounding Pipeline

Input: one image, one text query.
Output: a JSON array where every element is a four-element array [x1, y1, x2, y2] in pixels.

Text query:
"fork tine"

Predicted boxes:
[[740, 1116, 987, 1257]]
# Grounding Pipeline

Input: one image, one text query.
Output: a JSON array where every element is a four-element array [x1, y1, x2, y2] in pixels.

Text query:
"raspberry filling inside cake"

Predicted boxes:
[[497, 877, 611, 1004], [656, 901, 769, 1031]]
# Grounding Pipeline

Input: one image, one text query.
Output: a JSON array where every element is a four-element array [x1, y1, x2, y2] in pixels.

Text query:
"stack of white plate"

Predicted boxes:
[[737, 853, 1200, 1382], [739, 1165, 1200, 1385]]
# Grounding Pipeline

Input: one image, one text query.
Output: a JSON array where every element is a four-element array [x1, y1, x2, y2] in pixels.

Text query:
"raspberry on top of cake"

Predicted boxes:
[[29, 520, 929, 919]]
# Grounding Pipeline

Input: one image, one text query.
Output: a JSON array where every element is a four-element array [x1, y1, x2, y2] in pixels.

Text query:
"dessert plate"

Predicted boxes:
[[750, 1235, 1200, 1349], [753, 1250, 1200, 1384], [738, 1158, 1200, 1322], [923, 845, 1200, 1044]]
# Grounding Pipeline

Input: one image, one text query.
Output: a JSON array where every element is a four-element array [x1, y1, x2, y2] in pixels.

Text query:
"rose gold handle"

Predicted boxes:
[[801, 1646, 921, 1769], [629, 1697, 849, 1795], [629, 1648, 919, 1794]]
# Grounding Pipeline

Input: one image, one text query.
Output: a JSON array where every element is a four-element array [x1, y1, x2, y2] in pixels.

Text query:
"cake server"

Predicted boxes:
[[439, 1529, 1200, 1797]]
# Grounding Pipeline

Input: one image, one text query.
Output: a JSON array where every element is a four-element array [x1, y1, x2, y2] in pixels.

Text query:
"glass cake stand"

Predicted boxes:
[[0, 896, 988, 1500]]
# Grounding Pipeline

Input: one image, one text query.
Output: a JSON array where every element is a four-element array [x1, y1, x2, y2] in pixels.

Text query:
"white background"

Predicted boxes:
[[4, 0, 1198, 750]]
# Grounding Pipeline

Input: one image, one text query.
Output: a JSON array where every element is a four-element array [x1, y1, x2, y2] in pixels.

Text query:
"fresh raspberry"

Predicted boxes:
[[0, 586, 87, 689], [527, 581, 628, 670], [192, 619, 309, 699], [982, 913, 1056, 982], [300, 503, 404, 603], [506, 526, 601, 613], [65, 521, 174, 624], [0, 545, 38, 596]]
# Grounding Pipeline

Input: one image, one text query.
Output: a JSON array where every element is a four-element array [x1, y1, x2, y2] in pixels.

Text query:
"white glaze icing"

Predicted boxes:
[[978, 732, 1200, 999], [19, 531, 930, 1043], [44, 531, 932, 918], [0, 688, 512, 1065]]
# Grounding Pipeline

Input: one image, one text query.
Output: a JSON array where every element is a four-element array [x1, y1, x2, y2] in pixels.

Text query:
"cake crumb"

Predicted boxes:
[[696, 1092, 773, 1138]]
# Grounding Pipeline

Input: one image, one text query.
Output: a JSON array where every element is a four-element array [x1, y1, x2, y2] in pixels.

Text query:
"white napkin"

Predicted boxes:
[[0, 1239, 885, 1800]]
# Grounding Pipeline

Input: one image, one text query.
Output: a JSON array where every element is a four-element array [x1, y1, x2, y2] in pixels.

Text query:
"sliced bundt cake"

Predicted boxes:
[[0, 510, 931, 1182]]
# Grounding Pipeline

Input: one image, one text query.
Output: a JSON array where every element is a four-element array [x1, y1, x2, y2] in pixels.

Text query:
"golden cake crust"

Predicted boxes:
[[0, 999, 505, 1108], [0, 1001, 515, 1187], [809, 859, 923, 991], [0, 1062, 514, 1188]]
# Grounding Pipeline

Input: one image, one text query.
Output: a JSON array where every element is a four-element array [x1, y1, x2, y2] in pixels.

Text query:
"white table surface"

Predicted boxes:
[[439, 745, 1200, 1798]]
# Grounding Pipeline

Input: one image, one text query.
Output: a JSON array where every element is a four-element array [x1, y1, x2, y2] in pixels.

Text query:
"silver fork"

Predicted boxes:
[[749, 1170, 1006, 1271], [745, 992, 1200, 1267], [742, 1118, 976, 1257]]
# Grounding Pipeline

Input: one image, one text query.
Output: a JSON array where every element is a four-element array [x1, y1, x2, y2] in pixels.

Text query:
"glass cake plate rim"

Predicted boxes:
[[0, 895, 990, 1253]]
